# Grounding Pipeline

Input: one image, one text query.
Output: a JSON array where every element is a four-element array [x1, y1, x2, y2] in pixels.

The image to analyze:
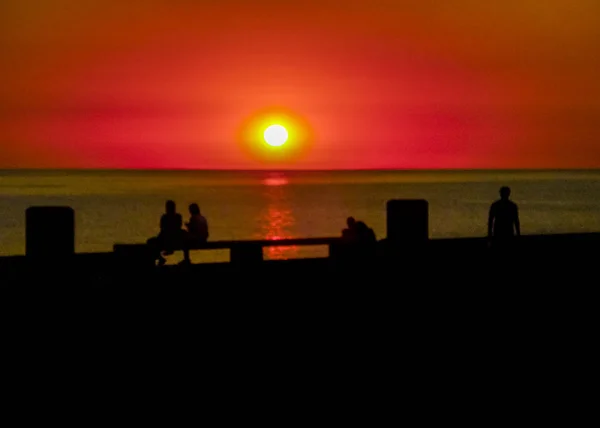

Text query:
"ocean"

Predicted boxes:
[[1, 169, 600, 262]]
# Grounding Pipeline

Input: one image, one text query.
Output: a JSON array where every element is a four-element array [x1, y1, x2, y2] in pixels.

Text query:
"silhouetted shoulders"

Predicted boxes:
[[160, 212, 183, 232], [506, 200, 518, 213], [342, 228, 355, 240], [490, 199, 517, 212], [188, 214, 208, 240], [166, 213, 183, 223]]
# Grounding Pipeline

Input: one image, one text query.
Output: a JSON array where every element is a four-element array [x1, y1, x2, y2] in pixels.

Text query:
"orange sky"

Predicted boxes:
[[1, 0, 600, 169]]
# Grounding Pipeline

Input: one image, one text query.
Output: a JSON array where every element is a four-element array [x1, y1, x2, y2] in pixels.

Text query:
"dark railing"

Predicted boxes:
[[114, 237, 342, 264]]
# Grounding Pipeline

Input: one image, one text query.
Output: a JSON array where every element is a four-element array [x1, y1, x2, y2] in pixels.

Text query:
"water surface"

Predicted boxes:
[[1, 169, 599, 261]]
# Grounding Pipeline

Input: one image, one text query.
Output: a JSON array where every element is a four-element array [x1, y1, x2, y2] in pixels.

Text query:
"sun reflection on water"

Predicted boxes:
[[257, 173, 298, 259], [263, 176, 289, 187]]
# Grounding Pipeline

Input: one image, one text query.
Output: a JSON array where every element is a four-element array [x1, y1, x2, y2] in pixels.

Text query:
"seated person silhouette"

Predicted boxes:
[[340, 220, 377, 262], [488, 186, 520, 248], [342, 216, 357, 241], [355, 221, 377, 245], [181, 203, 209, 264], [147, 200, 184, 266]]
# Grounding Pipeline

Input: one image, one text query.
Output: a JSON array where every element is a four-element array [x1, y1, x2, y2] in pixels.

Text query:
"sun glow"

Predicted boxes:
[[264, 124, 288, 147], [237, 107, 314, 165]]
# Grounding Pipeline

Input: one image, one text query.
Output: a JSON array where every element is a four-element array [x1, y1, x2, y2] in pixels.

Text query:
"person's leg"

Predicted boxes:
[[146, 237, 163, 264], [151, 236, 169, 266], [180, 232, 192, 264], [182, 247, 191, 263], [162, 236, 175, 255]]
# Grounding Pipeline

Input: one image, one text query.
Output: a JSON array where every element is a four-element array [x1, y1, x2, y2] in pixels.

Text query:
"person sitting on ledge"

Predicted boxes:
[[355, 221, 377, 245], [181, 203, 209, 264], [147, 200, 185, 266], [342, 216, 357, 241], [337, 218, 377, 260]]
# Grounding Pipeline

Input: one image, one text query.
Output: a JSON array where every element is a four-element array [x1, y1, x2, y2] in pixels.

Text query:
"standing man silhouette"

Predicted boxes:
[[488, 186, 520, 247]]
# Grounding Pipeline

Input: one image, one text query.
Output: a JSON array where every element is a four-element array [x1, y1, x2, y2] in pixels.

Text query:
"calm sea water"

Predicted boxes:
[[1, 169, 600, 261]]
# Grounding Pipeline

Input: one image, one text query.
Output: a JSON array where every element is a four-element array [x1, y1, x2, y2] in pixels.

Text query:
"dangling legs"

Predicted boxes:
[[179, 232, 192, 265], [147, 236, 167, 266]]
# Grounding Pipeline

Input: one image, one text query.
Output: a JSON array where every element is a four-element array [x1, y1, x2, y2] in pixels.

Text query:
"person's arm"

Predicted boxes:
[[487, 205, 494, 238], [514, 206, 521, 236]]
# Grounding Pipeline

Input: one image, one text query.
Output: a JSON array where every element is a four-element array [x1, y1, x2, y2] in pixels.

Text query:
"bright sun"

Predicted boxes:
[[264, 124, 288, 147]]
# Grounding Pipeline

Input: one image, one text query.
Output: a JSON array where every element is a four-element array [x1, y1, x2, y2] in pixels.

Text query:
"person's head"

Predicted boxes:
[[347, 216, 356, 228], [165, 200, 176, 214], [189, 203, 200, 216], [499, 186, 511, 200]]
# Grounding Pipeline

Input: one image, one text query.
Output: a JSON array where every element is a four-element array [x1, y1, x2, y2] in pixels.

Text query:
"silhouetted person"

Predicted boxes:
[[338, 217, 376, 262], [147, 200, 184, 266], [182, 203, 209, 264], [488, 186, 520, 249], [355, 221, 377, 245], [345, 220, 376, 263], [342, 217, 357, 241]]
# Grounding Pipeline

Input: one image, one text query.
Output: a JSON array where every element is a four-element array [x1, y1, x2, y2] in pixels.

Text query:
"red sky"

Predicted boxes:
[[1, 0, 600, 169]]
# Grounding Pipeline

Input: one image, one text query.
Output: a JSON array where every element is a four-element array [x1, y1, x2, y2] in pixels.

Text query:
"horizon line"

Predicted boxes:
[[1, 167, 600, 173]]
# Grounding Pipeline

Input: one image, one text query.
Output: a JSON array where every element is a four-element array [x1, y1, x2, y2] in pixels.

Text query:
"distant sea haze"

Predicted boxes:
[[1, 169, 600, 262]]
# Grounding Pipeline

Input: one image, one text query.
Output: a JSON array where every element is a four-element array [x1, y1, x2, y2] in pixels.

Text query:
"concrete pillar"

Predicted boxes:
[[26, 206, 75, 258], [386, 199, 429, 245]]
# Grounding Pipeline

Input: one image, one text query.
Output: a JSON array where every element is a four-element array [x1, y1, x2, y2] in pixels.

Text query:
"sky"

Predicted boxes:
[[1, 0, 600, 169]]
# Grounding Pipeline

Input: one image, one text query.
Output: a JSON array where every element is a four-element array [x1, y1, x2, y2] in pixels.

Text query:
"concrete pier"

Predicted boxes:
[[25, 206, 75, 259], [0, 200, 598, 286]]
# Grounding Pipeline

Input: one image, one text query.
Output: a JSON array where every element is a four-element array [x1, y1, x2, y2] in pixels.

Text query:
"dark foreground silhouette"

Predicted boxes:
[[146, 200, 209, 265], [2, 188, 599, 288], [146, 200, 184, 266], [488, 186, 520, 250], [1, 190, 594, 415]]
